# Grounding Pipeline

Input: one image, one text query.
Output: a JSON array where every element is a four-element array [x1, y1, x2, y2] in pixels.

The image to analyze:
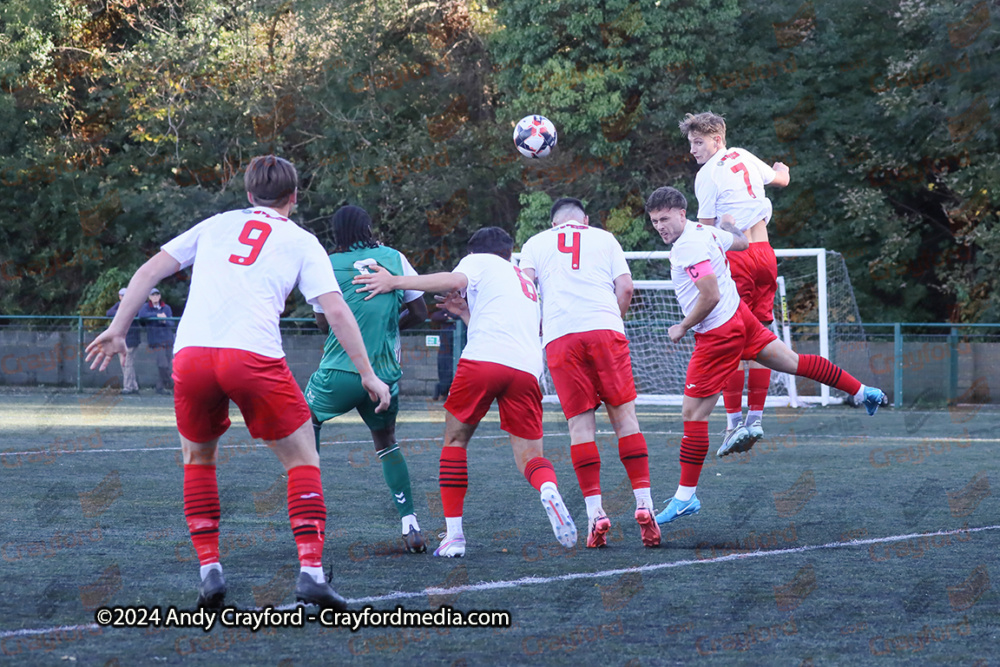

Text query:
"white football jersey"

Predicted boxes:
[[162, 207, 339, 358], [694, 147, 777, 231], [452, 253, 543, 378], [518, 222, 631, 347], [670, 221, 741, 333]]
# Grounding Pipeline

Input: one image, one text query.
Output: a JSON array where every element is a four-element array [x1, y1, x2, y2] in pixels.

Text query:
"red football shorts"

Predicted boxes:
[[444, 359, 544, 440], [173, 347, 311, 443], [685, 302, 778, 398], [727, 241, 778, 324], [545, 330, 638, 419]]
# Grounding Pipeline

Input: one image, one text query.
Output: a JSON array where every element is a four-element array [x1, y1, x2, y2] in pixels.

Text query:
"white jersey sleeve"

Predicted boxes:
[[452, 253, 543, 378], [519, 223, 629, 347], [297, 236, 341, 306], [163, 207, 339, 358], [669, 222, 741, 333], [694, 147, 776, 231], [400, 253, 423, 303]]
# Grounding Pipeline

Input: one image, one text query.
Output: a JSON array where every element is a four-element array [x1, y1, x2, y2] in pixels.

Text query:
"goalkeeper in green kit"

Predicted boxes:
[[306, 206, 430, 553]]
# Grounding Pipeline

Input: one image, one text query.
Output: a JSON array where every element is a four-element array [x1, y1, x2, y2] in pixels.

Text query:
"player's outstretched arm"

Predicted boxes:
[[315, 290, 392, 412], [86, 251, 181, 371], [770, 162, 790, 187], [353, 265, 468, 299], [668, 274, 720, 343]]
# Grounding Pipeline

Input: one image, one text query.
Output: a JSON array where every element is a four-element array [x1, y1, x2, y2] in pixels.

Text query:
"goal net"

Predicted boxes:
[[516, 249, 871, 407]]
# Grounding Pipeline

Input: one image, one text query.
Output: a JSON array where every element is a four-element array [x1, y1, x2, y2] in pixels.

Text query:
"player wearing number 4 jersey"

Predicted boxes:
[[354, 227, 578, 558], [644, 187, 887, 526], [86, 155, 391, 611], [519, 198, 660, 549], [681, 112, 790, 455]]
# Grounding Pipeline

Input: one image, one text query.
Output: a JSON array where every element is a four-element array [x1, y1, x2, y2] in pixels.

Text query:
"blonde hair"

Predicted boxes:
[[679, 112, 726, 141]]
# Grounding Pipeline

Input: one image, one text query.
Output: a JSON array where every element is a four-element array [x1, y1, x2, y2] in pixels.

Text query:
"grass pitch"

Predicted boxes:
[[1, 389, 997, 665]]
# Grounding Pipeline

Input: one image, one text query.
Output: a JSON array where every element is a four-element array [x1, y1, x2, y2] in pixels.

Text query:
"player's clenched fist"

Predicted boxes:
[[668, 324, 687, 343]]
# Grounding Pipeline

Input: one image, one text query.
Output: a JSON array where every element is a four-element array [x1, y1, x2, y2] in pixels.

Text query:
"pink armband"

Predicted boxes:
[[685, 260, 714, 282]]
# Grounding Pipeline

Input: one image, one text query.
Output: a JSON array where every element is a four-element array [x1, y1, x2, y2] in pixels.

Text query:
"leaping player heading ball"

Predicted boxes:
[[644, 186, 887, 526], [86, 155, 391, 610], [681, 111, 790, 456]]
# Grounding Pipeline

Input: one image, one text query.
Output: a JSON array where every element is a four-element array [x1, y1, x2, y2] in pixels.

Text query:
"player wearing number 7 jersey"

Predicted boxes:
[[681, 111, 790, 456], [85, 155, 391, 612], [644, 187, 886, 526], [519, 198, 660, 549], [354, 227, 578, 558]]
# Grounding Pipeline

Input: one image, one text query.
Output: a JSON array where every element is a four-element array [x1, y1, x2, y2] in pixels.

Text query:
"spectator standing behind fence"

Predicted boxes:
[[106, 287, 142, 394], [431, 306, 459, 401], [139, 288, 174, 394]]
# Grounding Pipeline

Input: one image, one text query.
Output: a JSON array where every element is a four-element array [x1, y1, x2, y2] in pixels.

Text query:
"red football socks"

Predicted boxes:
[[287, 465, 326, 568], [679, 422, 710, 487], [184, 464, 221, 565], [723, 368, 744, 414], [796, 354, 862, 395], [439, 446, 468, 517], [748, 368, 771, 412], [524, 457, 558, 491], [570, 441, 602, 497], [618, 433, 650, 489]]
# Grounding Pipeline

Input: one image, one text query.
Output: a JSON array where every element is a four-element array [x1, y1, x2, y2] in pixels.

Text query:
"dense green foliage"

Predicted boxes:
[[1, 0, 996, 322]]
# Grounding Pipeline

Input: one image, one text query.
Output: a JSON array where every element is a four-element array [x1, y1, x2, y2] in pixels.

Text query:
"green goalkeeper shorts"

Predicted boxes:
[[305, 368, 399, 432]]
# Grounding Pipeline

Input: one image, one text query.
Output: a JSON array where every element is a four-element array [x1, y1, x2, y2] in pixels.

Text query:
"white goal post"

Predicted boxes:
[[514, 248, 859, 408]]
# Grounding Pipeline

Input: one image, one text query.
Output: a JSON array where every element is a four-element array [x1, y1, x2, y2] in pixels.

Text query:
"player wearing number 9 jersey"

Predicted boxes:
[[85, 155, 391, 612], [354, 227, 578, 558], [519, 198, 660, 550], [681, 112, 791, 455]]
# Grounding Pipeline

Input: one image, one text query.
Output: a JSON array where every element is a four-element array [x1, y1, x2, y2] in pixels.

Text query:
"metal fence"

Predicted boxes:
[[0, 316, 995, 405]]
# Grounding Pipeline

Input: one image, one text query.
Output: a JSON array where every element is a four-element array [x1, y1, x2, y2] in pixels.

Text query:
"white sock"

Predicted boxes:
[[727, 412, 743, 430], [675, 485, 697, 502], [633, 488, 653, 510], [854, 385, 866, 402], [746, 410, 763, 426], [584, 494, 604, 520], [402, 514, 420, 534], [445, 516, 463, 537], [301, 565, 325, 584], [200, 562, 222, 580]]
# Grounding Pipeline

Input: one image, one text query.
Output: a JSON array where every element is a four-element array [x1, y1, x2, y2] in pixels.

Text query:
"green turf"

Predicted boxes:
[[1, 391, 997, 666]]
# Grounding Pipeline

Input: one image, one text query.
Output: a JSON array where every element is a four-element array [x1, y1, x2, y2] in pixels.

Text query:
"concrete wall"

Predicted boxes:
[[0, 326, 994, 403]]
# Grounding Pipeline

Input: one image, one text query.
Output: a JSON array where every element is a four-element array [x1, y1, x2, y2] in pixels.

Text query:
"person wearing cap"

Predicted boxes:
[[106, 287, 142, 393], [138, 287, 174, 394]]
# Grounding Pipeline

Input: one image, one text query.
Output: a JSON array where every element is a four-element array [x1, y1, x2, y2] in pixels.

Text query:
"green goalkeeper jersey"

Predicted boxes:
[[315, 244, 422, 383]]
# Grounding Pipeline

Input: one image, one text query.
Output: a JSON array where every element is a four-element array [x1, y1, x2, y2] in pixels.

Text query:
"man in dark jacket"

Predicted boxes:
[[106, 288, 141, 393], [138, 288, 174, 394]]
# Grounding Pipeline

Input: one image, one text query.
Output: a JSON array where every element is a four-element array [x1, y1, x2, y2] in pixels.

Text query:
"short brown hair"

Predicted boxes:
[[679, 112, 726, 141], [244, 155, 297, 208], [645, 187, 688, 213]]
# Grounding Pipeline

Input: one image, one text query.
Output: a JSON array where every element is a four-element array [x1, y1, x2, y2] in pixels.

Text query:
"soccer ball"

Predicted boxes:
[[513, 115, 557, 159]]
